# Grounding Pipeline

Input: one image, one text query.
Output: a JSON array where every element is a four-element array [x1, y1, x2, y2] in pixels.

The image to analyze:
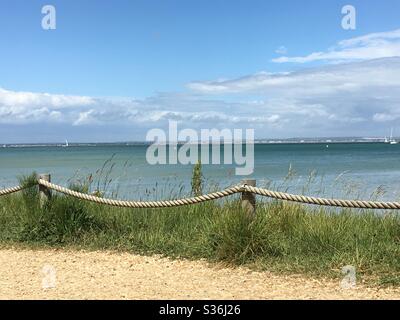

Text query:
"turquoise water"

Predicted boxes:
[[1, 143, 400, 201]]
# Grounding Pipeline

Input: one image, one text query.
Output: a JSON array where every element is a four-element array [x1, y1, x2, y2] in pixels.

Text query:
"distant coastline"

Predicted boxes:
[[0, 137, 394, 148]]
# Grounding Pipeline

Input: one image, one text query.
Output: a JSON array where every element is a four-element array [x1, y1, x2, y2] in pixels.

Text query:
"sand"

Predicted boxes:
[[0, 247, 398, 300]]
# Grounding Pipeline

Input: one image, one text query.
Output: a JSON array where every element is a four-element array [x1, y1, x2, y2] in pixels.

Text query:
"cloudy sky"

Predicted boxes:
[[1, 0, 400, 143]]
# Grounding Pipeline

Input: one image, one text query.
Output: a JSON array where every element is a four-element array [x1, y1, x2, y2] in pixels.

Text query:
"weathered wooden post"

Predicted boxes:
[[241, 179, 256, 217], [38, 173, 51, 207]]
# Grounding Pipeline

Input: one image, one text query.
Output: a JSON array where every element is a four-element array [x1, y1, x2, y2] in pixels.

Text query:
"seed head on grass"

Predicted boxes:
[[191, 160, 203, 197]]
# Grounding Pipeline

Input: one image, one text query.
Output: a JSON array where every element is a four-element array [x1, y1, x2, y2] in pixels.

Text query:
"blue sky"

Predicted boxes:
[[1, 0, 400, 142]]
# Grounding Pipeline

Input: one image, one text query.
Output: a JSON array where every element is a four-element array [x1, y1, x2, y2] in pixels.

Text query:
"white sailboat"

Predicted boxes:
[[62, 139, 69, 148], [389, 128, 398, 145]]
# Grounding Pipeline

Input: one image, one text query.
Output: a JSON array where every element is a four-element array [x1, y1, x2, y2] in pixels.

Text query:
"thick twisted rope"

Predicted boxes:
[[2, 179, 400, 210], [40, 180, 400, 210], [0, 185, 26, 196], [244, 185, 400, 210], [38, 179, 243, 208]]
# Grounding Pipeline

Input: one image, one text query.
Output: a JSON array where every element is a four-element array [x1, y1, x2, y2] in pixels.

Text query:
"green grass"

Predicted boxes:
[[0, 173, 399, 287]]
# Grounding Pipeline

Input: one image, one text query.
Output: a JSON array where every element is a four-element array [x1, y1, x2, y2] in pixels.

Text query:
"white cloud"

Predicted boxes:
[[188, 57, 400, 96], [187, 57, 400, 134], [275, 46, 288, 55], [0, 88, 94, 108], [0, 86, 284, 129], [0, 87, 95, 124], [373, 113, 400, 122], [272, 29, 400, 64], [2, 55, 400, 140]]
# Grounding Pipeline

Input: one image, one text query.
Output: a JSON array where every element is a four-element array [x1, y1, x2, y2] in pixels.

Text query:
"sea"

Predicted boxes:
[[1, 142, 400, 201]]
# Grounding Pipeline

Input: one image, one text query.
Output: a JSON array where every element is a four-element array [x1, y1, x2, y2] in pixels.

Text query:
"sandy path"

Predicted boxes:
[[0, 248, 398, 300]]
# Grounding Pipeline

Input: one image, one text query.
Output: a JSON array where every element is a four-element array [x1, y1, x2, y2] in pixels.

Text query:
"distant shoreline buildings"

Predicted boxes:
[[0, 137, 395, 148]]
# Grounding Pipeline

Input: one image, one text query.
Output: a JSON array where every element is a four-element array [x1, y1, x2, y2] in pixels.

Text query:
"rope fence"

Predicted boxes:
[[1, 174, 400, 211], [38, 179, 244, 209], [0, 185, 27, 197]]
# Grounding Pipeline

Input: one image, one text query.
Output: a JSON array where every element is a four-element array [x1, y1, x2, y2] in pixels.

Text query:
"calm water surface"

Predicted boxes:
[[1, 143, 399, 200]]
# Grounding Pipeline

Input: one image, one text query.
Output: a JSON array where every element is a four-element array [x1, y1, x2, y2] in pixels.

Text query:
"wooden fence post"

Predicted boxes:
[[38, 173, 51, 207], [241, 179, 256, 217]]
